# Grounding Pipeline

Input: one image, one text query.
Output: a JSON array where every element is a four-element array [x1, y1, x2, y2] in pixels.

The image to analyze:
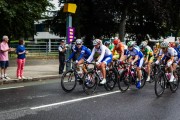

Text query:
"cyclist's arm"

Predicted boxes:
[[87, 47, 95, 63], [68, 52, 75, 60], [132, 55, 139, 63]]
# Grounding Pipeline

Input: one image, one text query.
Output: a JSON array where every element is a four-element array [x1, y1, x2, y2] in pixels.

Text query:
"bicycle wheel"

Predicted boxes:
[[104, 68, 117, 91], [154, 72, 165, 97], [140, 68, 147, 89], [61, 70, 77, 92], [83, 70, 98, 95], [169, 71, 179, 93], [118, 70, 130, 92]]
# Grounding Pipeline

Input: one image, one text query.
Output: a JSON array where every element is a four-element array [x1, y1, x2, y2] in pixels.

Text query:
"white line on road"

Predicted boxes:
[[0, 86, 24, 90], [31, 90, 121, 110]]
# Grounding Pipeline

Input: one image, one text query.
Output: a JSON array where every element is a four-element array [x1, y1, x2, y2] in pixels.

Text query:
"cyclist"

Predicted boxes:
[[139, 41, 154, 82], [119, 41, 144, 89], [112, 37, 125, 61], [153, 42, 160, 57], [176, 45, 180, 65], [87, 39, 113, 84], [155, 41, 177, 82], [66, 39, 91, 66], [104, 41, 111, 49]]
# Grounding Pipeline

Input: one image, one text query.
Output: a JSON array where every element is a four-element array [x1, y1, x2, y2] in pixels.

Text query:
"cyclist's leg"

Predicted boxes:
[[100, 55, 113, 84], [136, 58, 144, 81], [147, 56, 154, 81]]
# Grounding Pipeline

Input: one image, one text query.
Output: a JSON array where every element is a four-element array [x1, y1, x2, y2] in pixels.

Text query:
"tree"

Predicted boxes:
[[0, 0, 53, 40]]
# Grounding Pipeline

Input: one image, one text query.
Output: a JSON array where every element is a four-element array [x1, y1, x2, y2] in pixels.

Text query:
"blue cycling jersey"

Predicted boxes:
[[68, 45, 91, 61], [174, 47, 180, 58], [125, 47, 144, 59]]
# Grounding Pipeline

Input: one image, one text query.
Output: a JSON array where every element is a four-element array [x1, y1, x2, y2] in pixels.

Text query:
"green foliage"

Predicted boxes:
[[0, 0, 53, 40]]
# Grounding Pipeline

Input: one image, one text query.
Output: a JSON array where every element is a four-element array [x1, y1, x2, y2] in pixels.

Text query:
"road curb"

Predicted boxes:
[[0, 75, 62, 85]]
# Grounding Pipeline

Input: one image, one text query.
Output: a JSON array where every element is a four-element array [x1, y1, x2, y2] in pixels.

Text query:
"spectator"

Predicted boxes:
[[58, 40, 66, 74], [16, 39, 28, 80], [0, 35, 14, 80]]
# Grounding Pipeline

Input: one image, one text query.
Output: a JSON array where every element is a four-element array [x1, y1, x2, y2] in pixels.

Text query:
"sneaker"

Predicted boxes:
[[169, 75, 175, 82], [21, 76, 26, 79], [136, 81, 141, 89], [17, 76, 22, 80], [100, 79, 106, 84], [4, 76, 10, 80], [146, 76, 150, 82]]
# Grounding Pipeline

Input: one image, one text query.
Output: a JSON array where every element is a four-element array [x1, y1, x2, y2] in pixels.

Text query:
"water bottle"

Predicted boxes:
[[97, 70, 103, 80], [131, 68, 135, 75], [166, 73, 170, 80]]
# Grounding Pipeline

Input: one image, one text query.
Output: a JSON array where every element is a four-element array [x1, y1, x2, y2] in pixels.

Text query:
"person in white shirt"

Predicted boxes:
[[87, 39, 112, 84]]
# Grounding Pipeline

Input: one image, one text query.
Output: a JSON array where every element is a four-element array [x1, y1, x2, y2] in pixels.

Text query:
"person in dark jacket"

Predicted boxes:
[[58, 40, 66, 74]]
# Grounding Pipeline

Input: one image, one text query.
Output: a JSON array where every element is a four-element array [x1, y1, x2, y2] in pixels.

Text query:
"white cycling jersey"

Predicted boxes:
[[87, 45, 112, 63], [159, 47, 177, 57]]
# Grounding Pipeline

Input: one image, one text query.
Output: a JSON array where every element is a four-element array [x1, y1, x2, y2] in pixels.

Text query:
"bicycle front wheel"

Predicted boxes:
[[140, 68, 147, 89], [83, 70, 98, 95], [118, 70, 130, 92], [104, 68, 117, 91], [154, 72, 165, 97], [61, 70, 77, 92]]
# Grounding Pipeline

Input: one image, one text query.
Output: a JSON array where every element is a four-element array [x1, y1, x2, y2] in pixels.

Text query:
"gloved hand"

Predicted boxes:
[[167, 61, 173, 67], [75, 60, 78, 63], [155, 60, 159, 65], [96, 62, 100, 65]]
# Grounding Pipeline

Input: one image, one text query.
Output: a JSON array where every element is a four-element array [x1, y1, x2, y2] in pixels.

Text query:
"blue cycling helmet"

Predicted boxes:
[[104, 41, 110, 45]]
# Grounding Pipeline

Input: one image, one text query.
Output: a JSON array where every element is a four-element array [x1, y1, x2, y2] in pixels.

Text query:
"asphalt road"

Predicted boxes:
[[0, 79, 180, 120]]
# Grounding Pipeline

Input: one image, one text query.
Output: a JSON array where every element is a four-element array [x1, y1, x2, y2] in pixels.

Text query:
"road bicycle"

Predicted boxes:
[[154, 64, 179, 97], [61, 61, 85, 92], [118, 62, 147, 92], [82, 62, 117, 95]]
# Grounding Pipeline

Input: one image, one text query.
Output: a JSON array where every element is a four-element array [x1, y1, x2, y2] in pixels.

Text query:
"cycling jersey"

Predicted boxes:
[[87, 45, 112, 63], [68, 45, 91, 61], [159, 47, 177, 57], [174, 47, 180, 59], [125, 47, 144, 59], [112, 42, 124, 55], [144, 46, 153, 57]]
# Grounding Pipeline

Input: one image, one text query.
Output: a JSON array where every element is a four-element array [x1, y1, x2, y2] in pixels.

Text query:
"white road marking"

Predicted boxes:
[[0, 86, 24, 90], [31, 90, 121, 110]]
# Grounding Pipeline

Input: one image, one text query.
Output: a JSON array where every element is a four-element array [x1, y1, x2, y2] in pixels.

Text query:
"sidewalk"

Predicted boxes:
[[0, 58, 61, 85]]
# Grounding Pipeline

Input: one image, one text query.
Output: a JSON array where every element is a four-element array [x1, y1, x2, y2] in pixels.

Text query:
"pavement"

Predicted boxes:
[[0, 58, 61, 85]]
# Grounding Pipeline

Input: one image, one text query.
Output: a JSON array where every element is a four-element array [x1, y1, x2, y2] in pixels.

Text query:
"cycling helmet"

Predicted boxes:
[[104, 41, 110, 45], [139, 41, 147, 49], [93, 39, 100, 45], [76, 39, 83, 45], [160, 41, 169, 48], [175, 41, 179, 46], [113, 39, 120, 45], [127, 41, 135, 47]]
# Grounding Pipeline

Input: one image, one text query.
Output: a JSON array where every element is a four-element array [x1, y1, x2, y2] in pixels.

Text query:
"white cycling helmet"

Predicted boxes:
[[139, 41, 147, 49], [160, 41, 169, 48], [93, 39, 100, 45], [76, 39, 83, 45]]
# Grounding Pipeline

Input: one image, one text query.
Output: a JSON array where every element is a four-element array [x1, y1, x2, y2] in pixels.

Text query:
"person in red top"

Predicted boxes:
[[112, 37, 125, 60]]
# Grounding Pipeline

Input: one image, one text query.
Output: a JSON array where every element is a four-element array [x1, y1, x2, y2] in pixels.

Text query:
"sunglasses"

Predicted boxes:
[[77, 44, 82, 45]]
